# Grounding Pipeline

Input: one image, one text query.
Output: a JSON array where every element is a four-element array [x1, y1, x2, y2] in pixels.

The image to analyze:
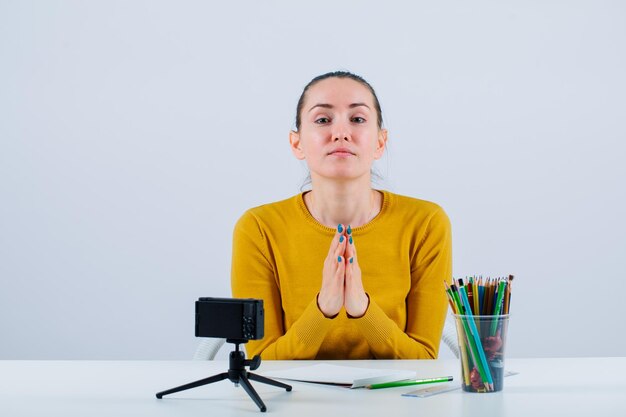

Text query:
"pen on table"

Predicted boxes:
[[367, 376, 454, 390]]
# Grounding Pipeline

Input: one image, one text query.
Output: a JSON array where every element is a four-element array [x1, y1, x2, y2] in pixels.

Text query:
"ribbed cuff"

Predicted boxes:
[[351, 299, 392, 347], [293, 297, 335, 347]]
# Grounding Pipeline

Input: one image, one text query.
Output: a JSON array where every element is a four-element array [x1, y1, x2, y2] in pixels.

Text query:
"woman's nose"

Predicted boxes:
[[332, 121, 351, 142]]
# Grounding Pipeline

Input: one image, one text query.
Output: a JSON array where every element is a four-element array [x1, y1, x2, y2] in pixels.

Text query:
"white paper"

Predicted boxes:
[[260, 363, 416, 388]]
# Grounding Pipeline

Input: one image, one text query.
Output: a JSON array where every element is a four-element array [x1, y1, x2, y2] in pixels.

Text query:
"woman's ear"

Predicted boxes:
[[374, 129, 388, 159], [289, 130, 306, 160]]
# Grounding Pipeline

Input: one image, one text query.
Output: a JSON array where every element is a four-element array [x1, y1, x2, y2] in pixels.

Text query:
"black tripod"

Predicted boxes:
[[156, 339, 292, 412]]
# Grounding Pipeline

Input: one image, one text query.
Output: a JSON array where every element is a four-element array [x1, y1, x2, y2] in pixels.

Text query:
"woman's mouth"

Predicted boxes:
[[328, 148, 355, 157]]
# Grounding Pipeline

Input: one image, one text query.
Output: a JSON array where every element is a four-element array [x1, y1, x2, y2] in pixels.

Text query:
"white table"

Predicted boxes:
[[1, 358, 625, 416]]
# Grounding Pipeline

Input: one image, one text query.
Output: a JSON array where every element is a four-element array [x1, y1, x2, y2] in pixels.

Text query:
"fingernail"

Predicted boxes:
[[349, 236, 353, 244], [337, 256, 342, 262], [339, 236, 344, 243], [349, 257, 353, 264], [337, 224, 343, 233], [347, 225, 352, 235]]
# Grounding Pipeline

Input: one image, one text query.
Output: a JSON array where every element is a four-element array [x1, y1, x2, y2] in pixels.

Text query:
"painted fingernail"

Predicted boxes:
[[349, 257, 354, 264], [349, 236, 353, 244], [339, 236, 344, 243], [347, 225, 352, 235], [337, 224, 343, 233], [338, 256, 342, 262]]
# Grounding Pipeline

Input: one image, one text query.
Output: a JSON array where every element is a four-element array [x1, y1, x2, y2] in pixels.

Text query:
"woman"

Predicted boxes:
[[231, 71, 451, 360]]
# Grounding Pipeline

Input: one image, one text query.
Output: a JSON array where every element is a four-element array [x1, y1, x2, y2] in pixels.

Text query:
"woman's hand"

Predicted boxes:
[[318, 224, 369, 318], [343, 228, 369, 317], [317, 224, 347, 317]]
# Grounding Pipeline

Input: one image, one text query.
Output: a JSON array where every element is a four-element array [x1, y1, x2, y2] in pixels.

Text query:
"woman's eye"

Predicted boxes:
[[315, 117, 330, 124], [352, 117, 366, 123]]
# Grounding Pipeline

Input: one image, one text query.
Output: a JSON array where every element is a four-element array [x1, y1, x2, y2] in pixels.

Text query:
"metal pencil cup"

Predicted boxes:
[[453, 314, 510, 393]]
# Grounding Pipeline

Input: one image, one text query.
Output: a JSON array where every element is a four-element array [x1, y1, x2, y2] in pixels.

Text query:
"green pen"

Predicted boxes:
[[366, 376, 453, 390], [490, 279, 507, 336]]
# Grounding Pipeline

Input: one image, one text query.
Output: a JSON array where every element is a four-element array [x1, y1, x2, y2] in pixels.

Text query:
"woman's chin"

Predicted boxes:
[[315, 169, 369, 182]]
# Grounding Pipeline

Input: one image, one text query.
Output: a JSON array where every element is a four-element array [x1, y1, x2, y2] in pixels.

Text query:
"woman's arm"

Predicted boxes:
[[351, 207, 452, 358], [230, 211, 334, 359]]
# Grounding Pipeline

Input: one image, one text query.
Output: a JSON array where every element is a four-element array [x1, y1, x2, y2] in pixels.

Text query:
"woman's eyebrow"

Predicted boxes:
[[308, 102, 371, 112], [308, 103, 333, 112]]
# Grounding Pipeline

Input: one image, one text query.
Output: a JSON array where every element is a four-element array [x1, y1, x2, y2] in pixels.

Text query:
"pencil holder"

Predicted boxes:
[[453, 314, 510, 393]]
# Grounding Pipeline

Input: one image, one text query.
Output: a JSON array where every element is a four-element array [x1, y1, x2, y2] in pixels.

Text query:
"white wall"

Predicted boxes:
[[1, 0, 624, 359]]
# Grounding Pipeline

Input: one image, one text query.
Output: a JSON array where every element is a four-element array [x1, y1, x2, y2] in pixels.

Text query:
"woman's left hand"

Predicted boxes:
[[343, 231, 369, 318]]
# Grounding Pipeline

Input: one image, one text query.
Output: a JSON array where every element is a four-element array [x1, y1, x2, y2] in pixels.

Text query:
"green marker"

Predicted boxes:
[[367, 376, 453, 389], [490, 280, 507, 336]]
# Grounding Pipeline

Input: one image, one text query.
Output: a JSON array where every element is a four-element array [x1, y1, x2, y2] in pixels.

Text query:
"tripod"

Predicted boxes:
[[156, 339, 292, 412]]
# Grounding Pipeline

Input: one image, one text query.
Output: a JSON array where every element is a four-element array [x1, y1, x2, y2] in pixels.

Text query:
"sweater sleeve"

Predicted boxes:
[[352, 207, 452, 359], [230, 211, 334, 359]]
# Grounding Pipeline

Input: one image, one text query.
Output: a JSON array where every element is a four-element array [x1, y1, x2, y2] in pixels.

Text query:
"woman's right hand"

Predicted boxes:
[[317, 224, 347, 317]]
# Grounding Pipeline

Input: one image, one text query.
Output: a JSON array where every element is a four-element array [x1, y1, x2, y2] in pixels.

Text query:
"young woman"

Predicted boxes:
[[231, 71, 452, 360]]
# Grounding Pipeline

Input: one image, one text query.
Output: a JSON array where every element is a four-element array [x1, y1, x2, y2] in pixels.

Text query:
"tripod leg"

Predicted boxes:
[[248, 372, 293, 391], [156, 372, 229, 399], [238, 373, 267, 412]]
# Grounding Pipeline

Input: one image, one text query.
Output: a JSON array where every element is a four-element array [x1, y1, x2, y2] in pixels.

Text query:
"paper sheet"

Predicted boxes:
[[260, 363, 416, 388]]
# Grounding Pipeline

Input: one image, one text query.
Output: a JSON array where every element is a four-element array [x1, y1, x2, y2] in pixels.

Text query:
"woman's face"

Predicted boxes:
[[290, 77, 387, 183]]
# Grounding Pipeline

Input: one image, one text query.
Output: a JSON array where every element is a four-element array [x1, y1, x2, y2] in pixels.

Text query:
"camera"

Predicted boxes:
[[157, 297, 288, 411], [195, 297, 264, 341]]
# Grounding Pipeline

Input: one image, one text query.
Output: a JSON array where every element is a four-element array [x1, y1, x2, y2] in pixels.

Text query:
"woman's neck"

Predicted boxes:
[[304, 179, 381, 228]]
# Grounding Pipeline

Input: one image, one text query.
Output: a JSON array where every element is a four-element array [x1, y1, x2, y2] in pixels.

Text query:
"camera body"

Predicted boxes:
[[195, 297, 264, 341]]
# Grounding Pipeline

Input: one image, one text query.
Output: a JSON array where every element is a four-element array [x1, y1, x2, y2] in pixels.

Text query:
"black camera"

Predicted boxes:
[[157, 297, 289, 412], [195, 297, 264, 341]]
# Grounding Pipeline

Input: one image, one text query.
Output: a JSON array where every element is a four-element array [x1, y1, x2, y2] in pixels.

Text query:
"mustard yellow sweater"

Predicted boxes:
[[231, 190, 452, 360]]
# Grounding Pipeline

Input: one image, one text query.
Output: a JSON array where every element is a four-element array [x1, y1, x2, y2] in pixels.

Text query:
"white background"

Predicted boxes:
[[1, 0, 625, 360]]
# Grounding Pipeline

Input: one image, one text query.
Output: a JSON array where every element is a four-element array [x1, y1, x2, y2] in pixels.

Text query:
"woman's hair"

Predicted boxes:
[[295, 71, 383, 131]]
